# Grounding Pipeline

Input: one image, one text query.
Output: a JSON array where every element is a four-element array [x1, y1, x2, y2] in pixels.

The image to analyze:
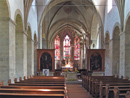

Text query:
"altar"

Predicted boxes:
[[62, 65, 73, 72], [61, 55, 74, 72], [66, 72, 77, 81]]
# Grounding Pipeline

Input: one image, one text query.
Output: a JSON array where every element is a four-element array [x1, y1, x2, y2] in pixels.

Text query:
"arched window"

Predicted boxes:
[[55, 35, 60, 60], [63, 35, 71, 60], [32, 0, 36, 11], [107, 0, 112, 13], [74, 36, 80, 60]]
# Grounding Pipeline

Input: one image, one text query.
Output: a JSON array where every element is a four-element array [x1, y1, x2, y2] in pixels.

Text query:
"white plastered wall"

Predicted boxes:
[[28, 4, 38, 40], [104, 0, 120, 39], [104, 0, 120, 76], [124, 0, 130, 26], [27, 2, 38, 75], [8, 0, 24, 22]]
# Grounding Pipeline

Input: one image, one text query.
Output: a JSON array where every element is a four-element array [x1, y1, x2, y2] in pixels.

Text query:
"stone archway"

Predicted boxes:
[[27, 26, 32, 76], [105, 32, 110, 75], [112, 26, 120, 75], [34, 34, 37, 76], [15, 14, 24, 80]]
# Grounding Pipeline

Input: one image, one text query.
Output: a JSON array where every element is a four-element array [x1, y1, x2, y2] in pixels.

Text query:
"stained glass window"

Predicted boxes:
[[55, 35, 60, 60], [63, 35, 71, 60], [74, 36, 80, 60]]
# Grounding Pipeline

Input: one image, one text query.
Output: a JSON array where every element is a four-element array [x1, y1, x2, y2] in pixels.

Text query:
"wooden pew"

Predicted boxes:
[[0, 93, 65, 98], [9, 76, 65, 86], [125, 91, 130, 98], [112, 86, 130, 98], [0, 88, 65, 94], [94, 80, 130, 98], [82, 75, 130, 98], [9, 83, 65, 86], [83, 76, 116, 93], [2, 76, 66, 98], [0, 85, 65, 89]]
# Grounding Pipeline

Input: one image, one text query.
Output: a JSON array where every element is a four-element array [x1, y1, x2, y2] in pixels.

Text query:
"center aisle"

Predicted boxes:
[[66, 84, 93, 98]]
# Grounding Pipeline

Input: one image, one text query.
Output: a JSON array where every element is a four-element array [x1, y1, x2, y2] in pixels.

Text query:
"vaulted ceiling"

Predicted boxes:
[[24, 0, 33, 30], [26, 0, 122, 48], [36, 0, 106, 42]]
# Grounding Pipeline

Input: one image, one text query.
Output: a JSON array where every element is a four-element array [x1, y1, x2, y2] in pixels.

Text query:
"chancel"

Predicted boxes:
[[1, 0, 130, 98]]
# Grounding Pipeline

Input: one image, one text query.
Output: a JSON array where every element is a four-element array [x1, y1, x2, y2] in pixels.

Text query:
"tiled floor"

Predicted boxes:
[[66, 84, 93, 98]]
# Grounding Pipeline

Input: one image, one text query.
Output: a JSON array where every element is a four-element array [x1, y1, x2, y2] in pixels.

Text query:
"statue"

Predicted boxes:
[[61, 56, 74, 72], [65, 56, 73, 67], [65, 56, 69, 65]]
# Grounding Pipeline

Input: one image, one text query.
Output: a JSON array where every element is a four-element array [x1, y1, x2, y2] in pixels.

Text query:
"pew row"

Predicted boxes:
[[82, 75, 130, 98], [0, 76, 66, 98]]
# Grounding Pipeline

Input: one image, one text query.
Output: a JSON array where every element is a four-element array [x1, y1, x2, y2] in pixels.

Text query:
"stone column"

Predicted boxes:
[[83, 43, 84, 59], [23, 32, 27, 78], [119, 32, 130, 78], [9, 19, 16, 83], [31, 40, 34, 75], [124, 32, 130, 78], [34, 41, 38, 76], [120, 32, 125, 77], [42, 39, 47, 49], [109, 39, 113, 76], [98, 27, 104, 49], [80, 44, 83, 69], [84, 41, 88, 69], [71, 37, 74, 62], [39, 26, 42, 49], [60, 34, 63, 64], [0, 18, 15, 85], [109, 38, 120, 76], [105, 42, 110, 76]]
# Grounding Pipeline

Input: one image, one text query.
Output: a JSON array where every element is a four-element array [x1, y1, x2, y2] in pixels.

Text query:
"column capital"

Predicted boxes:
[[31, 39, 35, 42], [23, 31, 28, 36], [0, 17, 17, 26], [108, 39, 113, 42], [9, 18, 17, 26], [119, 32, 125, 36]]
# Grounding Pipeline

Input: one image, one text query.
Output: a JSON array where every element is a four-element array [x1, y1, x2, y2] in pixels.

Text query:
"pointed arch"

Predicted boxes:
[[15, 13, 24, 79], [112, 25, 120, 75], [27, 25, 33, 76]]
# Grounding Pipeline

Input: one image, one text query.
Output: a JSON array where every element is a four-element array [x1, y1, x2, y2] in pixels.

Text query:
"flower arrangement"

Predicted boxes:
[[65, 69, 71, 72], [75, 69, 79, 73], [65, 69, 69, 72]]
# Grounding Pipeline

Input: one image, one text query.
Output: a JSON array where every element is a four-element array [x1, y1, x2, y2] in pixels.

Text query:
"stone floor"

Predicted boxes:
[[66, 79, 93, 98]]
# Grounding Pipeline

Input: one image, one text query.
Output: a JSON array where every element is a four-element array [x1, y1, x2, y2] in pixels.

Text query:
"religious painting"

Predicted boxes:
[[37, 49, 55, 75], [63, 35, 71, 60], [74, 36, 80, 60], [55, 35, 60, 60], [43, 69, 49, 76], [87, 49, 105, 72], [40, 53, 52, 71], [90, 52, 102, 71]]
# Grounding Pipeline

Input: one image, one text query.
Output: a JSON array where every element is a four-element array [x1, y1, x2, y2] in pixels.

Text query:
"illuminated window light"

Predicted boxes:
[[107, 0, 112, 13]]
